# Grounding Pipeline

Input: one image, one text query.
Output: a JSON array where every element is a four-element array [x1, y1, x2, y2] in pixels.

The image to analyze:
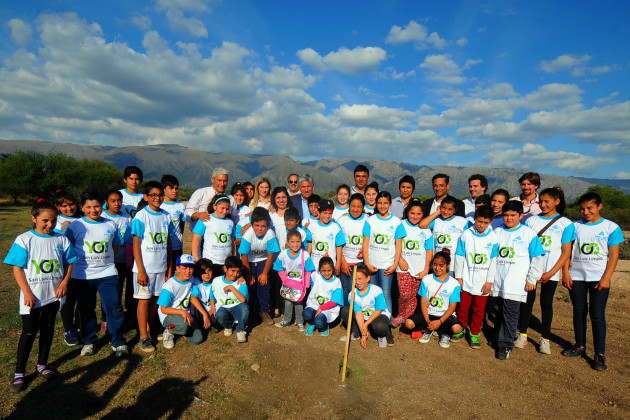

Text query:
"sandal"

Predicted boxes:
[[37, 366, 58, 379]]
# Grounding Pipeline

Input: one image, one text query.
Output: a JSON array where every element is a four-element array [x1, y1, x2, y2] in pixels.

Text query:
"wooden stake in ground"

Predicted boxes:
[[341, 265, 358, 382]]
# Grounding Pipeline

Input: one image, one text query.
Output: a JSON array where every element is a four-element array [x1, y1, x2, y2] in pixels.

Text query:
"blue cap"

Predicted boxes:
[[176, 254, 196, 267]]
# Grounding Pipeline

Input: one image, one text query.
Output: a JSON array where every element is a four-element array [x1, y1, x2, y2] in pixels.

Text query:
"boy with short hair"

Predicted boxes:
[[120, 166, 144, 219], [390, 175, 416, 219], [238, 208, 280, 325], [303, 194, 321, 228], [158, 254, 211, 349], [160, 174, 186, 274], [131, 180, 174, 352], [453, 204, 498, 348], [210, 256, 250, 343], [306, 199, 345, 274], [282, 207, 306, 249], [420, 196, 470, 259], [492, 201, 545, 360]]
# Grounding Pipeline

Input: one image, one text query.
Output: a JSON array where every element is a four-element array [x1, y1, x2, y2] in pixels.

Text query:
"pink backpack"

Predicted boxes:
[[280, 250, 307, 303]]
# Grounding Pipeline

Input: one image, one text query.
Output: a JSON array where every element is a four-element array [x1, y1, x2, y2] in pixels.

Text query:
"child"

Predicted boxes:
[[281, 207, 307, 250], [518, 186, 574, 354], [120, 166, 144, 219], [158, 254, 211, 349], [303, 194, 321, 228], [492, 201, 545, 360], [337, 193, 367, 306], [191, 194, 235, 278], [306, 199, 345, 274], [65, 191, 127, 357], [102, 190, 133, 333], [209, 256, 250, 343], [490, 189, 510, 229], [53, 190, 82, 346], [244, 181, 255, 201], [332, 184, 350, 221], [303, 257, 344, 336], [562, 192, 624, 371], [274, 229, 316, 330], [363, 182, 379, 215], [466, 194, 491, 224], [393, 198, 433, 329], [362, 191, 404, 345], [4, 200, 78, 392], [238, 207, 281, 325], [160, 175, 186, 275], [131, 181, 174, 352], [231, 183, 252, 226], [453, 204, 498, 349], [420, 196, 470, 259], [404, 251, 463, 348], [191, 258, 217, 328], [339, 264, 391, 348]]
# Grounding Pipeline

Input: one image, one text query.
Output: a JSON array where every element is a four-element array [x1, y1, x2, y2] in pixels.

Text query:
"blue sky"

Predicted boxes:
[[1, 1, 629, 179]]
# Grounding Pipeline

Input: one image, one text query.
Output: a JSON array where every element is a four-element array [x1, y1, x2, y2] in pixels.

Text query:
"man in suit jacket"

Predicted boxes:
[[422, 173, 466, 217], [290, 174, 314, 219]]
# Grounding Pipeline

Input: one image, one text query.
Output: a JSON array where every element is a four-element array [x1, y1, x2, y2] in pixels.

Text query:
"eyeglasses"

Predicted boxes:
[[146, 193, 164, 198], [288, 180, 298, 184]]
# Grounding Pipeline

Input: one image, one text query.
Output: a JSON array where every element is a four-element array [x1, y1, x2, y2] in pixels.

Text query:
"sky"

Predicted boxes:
[[1, 0, 629, 179]]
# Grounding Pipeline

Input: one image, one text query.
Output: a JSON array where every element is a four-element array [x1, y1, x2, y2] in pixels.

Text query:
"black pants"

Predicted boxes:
[[495, 297, 521, 349], [569, 281, 609, 354], [102, 262, 127, 322], [60, 278, 79, 332], [16, 301, 60, 374], [407, 313, 461, 335], [518, 281, 558, 339], [340, 305, 389, 337]]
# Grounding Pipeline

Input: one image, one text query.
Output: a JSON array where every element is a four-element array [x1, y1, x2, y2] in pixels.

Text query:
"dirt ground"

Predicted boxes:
[[0, 213, 629, 419]]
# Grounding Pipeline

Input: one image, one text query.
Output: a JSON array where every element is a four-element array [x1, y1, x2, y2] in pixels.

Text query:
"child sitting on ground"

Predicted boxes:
[[209, 256, 250, 343], [303, 257, 344, 337]]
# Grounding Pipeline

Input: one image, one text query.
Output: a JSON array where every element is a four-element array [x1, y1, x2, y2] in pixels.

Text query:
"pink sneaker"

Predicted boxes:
[[391, 316, 405, 328]]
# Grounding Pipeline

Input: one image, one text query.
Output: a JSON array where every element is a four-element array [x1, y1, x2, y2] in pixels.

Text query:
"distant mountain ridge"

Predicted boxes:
[[2, 139, 628, 200]]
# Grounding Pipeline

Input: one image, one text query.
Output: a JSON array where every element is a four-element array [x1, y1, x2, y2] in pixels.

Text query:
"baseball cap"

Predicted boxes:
[[176, 254, 196, 267], [318, 198, 334, 212]]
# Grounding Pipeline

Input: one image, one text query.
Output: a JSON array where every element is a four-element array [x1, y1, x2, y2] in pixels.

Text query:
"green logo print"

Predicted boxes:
[[436, 234, 451, 245], [498, 247, 515, 258], [31, 259, 60, 274], [315, 241, 329, 252], [430, 296, 444, 309], [579, 243, 600, 255], [403, 239, 421, 251], [220, 297, 240, 306], [373, 233, 390, 245], [177, 296, 191, 310], [85, 241, 109, 254], [150, 232, 168, 245], [347, 235, 363, 246], [540, 235, 552, 247], [214, 232, 231, 243], [469, 252, 488, 265], [315, 294, 330, 305]]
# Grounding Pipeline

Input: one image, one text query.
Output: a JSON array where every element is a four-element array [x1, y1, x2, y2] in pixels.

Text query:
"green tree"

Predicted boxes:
[[0, 151, 46, 204]]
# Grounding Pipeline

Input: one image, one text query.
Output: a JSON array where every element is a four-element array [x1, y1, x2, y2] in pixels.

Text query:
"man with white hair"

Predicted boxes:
[[185, 167, 238, 231], [290, 174, 314, 219]]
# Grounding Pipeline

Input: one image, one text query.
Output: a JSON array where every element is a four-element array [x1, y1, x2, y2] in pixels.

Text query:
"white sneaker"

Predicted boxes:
[[236, 331, 247, 343], [419, 330, 433, 344], [297, 324, 305, 332], [223, 327, 233, 336], [163, 330, 175, 349], [539, 337, 551, 355], [439, 334, 451, 348], [514, 334, 528, 349], [80, 344, 94, 356], [112, 344, 129, 357], [276, 320, 291, 328]]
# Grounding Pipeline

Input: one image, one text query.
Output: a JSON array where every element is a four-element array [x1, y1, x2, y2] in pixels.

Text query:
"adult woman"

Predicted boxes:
[[250, 178, 272, 210]]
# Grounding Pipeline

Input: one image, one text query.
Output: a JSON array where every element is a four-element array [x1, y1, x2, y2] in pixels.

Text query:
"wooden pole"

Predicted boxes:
[[341, 266, 358, 382]]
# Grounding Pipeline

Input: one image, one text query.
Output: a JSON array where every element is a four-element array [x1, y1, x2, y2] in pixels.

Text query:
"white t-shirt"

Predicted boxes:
[[208, 275, 249, 311], [65, 217, 122, 279], [103, 210, 132, 264], [161, 201, 186, 251], [397, 220, 433, 276], [273, 249, 316, 283], [430, 215, 470, 256], [363, 214, 405, 269], [332, 206, 349, 222], [276, 226, 307, 251], [454, 228, 499, 295], [131, 207, 174, 274], [157, 276, 198, 323], [306, 273, 344, 322], [238, 228, 281, 263], [54, 214, 79, 235], [568, 218, 624, 281], [193, 280, 213, 313], [192, 214, 235, 265], [120, 188, 143, 219], [306, 220, 346, 267], [337, 213, 367, 265], [525, 215, 576, 281], [351, 284, 391, 321], [418, 274, 461, 317], [4, 230, 78, 314]]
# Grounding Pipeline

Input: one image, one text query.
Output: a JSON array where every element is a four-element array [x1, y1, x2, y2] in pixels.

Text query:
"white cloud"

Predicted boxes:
[[333, 94, 344, 102], [8, 18, 32, 46], [155, 0, 212, 38], [131, 15, 152, 31], [335, 104, 416, 129], [539, 54, 613, 77], [419, 54, 482, 84], [456, 37, 468, 47], [297, 46, 387, 76], [615, 171, 630, 180], [385, 20, 448, 50]]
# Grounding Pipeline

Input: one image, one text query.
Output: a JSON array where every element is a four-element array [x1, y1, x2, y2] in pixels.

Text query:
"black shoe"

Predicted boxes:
[[592, 354, 608, 371], [10, 377, 25, 392], [562, 345, 585, 358], [496, 347, 512, 360], [386, 331, 395, 346]]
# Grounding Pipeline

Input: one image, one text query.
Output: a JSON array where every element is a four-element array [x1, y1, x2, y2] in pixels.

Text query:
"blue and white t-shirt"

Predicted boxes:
[[208, 275, 249, 311], [337, 213, 367, 265], [306, 220, 346, 267], [525, 215, 576, 281], [120, 188, 143, 219], [193, 280, 213, 313], [363, 214, 405, 269], [419, 274, 461, 317], [192, 214, 235, 265], [4, 230, 78, 314], [103, 210, 132, 264], [568, 218, 624, 281], [161, 201, 186, 251], [306, 272, 344, 322], [276, 226, 307, 250], [157, 276, 198, 323], [430, 215, 470, 256], [54, 214, 79, 235], [273, 248, 316, 280], [65, 217, 122, 279], [397, 220, 433, 276], [351, 284, 391, 320], [131, 207, 174, 274], [238, 228, 280, 263], [332, 206, 349, 222], [455, 227, 499, 295]]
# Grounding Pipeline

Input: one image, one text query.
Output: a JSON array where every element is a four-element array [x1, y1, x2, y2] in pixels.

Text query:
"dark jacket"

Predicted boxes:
[[422, 195, 466, 218]]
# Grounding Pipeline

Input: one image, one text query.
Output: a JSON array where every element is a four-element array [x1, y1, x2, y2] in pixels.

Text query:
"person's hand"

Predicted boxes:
[[384, 264, 397, 276], [360, 324, 369, 337], [360, 335, 367, 349], [539, 272, 553, 283], [456, 278, 463, 287], [223, 285, 233, 294], [198, 212, 210, 222], [562, 272, 573, 289], [236, 276, 246, 286], [258, 273, 268, 286], [55, 282, 67, 298], [137, 271, 148, 286], [428, 320, 441, 331], [315, 308, 322, 318], [182, 310, 193, 326], [415, 270, 428, 280], [202, 313, 211, 329], [366, 263, 377, 273], [334, 264, 341, 276], [341, 260, 351, 277], [595, 278, 610, 291], [23, 291, 36, 308], [525, 282, 536, 292], [398, 258, 409, 272], [481, 282, 492, 295]]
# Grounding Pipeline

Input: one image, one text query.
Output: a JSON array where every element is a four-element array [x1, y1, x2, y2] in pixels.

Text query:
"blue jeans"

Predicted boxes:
[[302, 307, 328, 330], [569, 281, 609, 354], [75, 275, 125, 347], [248, 260, 271, 314], [216, 303, 249, 332], [370, 269, 393, 320], [338, 268, 355, 307]]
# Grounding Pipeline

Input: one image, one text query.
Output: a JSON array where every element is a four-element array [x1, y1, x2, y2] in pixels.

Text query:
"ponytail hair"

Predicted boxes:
[[31, 200, 57, 218], [433, 249, 451, 266], [539, 186, 566, 215], [402, 198, 423, 221]]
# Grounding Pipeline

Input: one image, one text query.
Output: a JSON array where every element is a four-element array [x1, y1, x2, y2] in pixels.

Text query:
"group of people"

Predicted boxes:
[[5, 163, 624, 392]]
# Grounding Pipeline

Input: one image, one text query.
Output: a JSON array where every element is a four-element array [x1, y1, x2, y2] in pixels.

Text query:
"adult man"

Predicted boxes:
[[463, 174, 488, 217], [286, 173, 300, 196], [185, 167, 238, 231], [350, 164, 369, 195], [290, 174, 314, 219], [390, 175, 416, 219], [422, 173, 465, 217], [510, 172, 542, 221]]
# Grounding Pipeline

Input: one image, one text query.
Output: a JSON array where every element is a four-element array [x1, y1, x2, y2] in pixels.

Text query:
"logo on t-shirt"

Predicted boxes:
[[403, 239, 421, 251], [579, 243, 600, 255], [214, 232, 231, 243], [31, 259, 60, 274], [373, 233, 390, 245], [469, 252, 488, 264], [436, 234, 451, 245], [314, 241, 329, 252], [498, 247, 515, 258], [149, 232, 168, 244], [540, 235, 552, 247], [347, 235, 363, 246], [85, 240, 109, 254], [315, 294, 330, 305]]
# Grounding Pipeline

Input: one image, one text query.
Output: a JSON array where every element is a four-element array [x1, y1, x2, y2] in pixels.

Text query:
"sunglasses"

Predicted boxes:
[[288, 180, 298, 184]]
